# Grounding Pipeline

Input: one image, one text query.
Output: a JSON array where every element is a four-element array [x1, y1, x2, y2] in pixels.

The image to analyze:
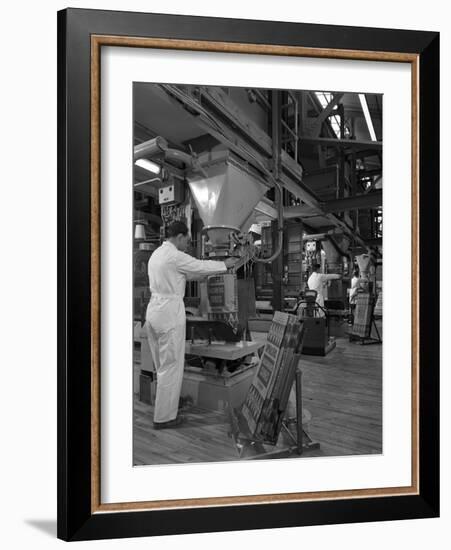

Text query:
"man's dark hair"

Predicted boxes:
[[166, 221, 188, 238], [313, 263, 321, 271], [353, 268, 360, 277]]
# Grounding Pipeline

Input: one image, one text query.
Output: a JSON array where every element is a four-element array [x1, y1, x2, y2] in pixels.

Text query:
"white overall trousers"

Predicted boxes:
[[146, 294, 186, 423]]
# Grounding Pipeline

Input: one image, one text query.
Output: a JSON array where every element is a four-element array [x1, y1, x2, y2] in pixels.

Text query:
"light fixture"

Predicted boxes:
[[358, 93, 377, 142], [134, 158, 161, 174], [134, 223, 146, 240]]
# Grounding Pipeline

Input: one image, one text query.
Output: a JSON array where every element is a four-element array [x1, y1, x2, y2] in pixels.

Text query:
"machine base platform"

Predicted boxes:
[[302, 337, 336, 356], [181, 363, 257, 412]]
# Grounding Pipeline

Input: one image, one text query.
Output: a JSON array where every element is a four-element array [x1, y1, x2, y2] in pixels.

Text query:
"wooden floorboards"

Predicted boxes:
[[133, 337, 382, 465], [300, 343, 382, 457]]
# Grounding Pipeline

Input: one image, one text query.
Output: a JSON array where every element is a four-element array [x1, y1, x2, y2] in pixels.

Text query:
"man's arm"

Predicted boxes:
[[322, 273, 342, 281], [176, 250, 227, 279]]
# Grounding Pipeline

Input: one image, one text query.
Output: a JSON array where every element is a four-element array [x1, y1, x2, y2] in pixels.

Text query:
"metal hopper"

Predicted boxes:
[[187, 152, 267, 246], [356, 253, 372, 278], [322, 235, 350, 266]]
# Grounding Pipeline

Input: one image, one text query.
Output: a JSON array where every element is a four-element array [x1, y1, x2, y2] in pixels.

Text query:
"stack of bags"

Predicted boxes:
[[241, 312, 304, 444], [352, 292, 373, 337], [206, 273, 239, 332], [374, 290, 383, 318]]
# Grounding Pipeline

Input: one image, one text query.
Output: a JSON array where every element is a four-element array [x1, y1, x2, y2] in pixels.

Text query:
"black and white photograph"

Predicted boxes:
[[132, 83, 383, 465], [0, 0, 446, 547]]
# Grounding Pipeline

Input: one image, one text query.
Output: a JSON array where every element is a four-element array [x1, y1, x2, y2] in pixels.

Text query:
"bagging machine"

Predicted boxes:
[[179, 150, 283, 410], [296, 289, 336, 356], [134, 141, 287, 410]]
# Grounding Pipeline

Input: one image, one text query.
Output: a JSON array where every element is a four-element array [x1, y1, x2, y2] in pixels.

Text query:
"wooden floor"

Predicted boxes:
[[133, 337, 382, 466]]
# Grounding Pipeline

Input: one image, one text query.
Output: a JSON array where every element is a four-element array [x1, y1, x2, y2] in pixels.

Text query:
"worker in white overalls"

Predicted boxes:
[[307, 263, 342, 314], [146, 221, 237, 429], [348, 268, 361, 324]]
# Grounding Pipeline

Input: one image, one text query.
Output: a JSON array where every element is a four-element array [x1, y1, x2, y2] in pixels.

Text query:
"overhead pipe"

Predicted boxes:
[[134, 136, 168, 160], [134, 136, 208, 176], [255, 90, 283, 264], [302, 229, 343, 241], [134, 136, 192, 165], [254, 176, 283, 264], [166, 148, 209, 178], [164, 148, 193, 166]]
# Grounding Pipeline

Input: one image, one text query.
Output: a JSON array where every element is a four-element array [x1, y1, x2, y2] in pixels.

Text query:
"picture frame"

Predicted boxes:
[[57, 7, 439, 541]]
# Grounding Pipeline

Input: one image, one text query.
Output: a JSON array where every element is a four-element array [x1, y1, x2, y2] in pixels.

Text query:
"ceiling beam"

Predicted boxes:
[[284, 190, 382, 218], [363, 238, 383, 247], [254, 199, 277, 219], [200, 87, 272, 156], [308, 106, 381, 119], [323, 190, 382, 213], [157, 84, 369, 248], [300, 136, 382, 150], [311, 93, 344, 137], [160, 84, 320, 206], [283, 204, 322, 219]]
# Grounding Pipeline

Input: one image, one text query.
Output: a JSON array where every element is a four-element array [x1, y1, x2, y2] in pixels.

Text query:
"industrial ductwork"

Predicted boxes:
[[134, 139, 284, 262], [134, 136, 168, 161]]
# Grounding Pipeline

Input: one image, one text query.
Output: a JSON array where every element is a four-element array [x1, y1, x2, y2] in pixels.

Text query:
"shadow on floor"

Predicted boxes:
[[25, 519, 57, 538]]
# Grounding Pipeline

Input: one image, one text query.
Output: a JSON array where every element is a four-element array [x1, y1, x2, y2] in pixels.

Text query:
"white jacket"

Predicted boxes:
[[307, 271, 341, 308], [148, 240, 227, 298]]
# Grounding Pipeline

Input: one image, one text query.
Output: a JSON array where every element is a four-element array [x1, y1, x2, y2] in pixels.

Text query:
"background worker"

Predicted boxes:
[[348, 267, 361, 324], [146, 221, 237, 429], [307, 263, 342, 310]]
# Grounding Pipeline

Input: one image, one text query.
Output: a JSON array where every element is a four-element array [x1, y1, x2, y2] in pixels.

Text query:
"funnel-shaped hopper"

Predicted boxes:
[[322, 236, 350, 264], [356, 253, 372, 277], [322, 240, 341, 264], [334, 235, 350, 254], [188, 156, 266, 245]]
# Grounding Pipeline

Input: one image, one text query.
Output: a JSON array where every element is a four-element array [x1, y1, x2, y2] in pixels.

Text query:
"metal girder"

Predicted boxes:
[[157, 84, 369, 248], [325, 150, 382, 165], [199, 87, 272, 156], [160, 84, 319, 206], [271, 90, 283, 311], [311, 93, 344, 137], [300, 136, 382, 150], [284, 190, 382, 217], [362, 238, 383, 247], [323, 190, 382, 213], [283, 204, 322, 219], [307, 91, 341, 140], [160, 85, 268, 173], [255, 199, 277, 219], [303, 232, 344, 242]]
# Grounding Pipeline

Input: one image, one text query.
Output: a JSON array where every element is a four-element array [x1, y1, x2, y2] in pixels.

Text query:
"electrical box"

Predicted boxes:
[[158, 181, 184, 205]]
